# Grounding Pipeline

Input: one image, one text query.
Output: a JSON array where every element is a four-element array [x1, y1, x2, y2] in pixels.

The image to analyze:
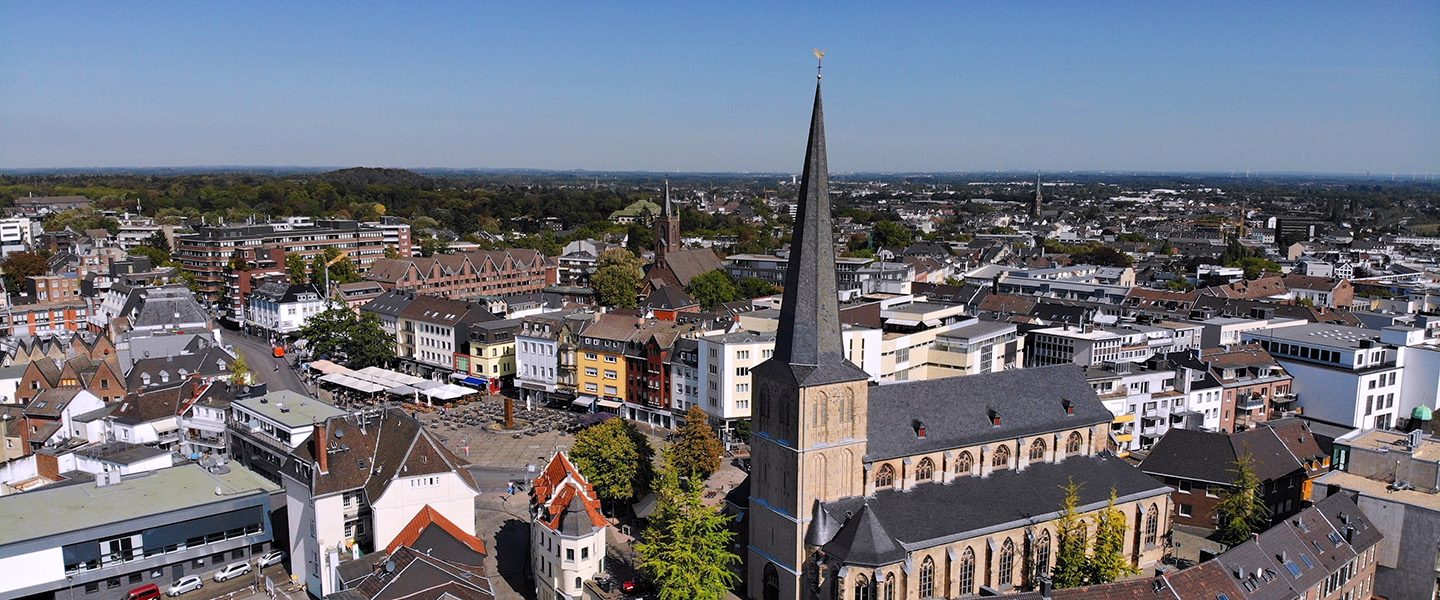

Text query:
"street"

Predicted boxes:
[[224, 329, 307, 395]]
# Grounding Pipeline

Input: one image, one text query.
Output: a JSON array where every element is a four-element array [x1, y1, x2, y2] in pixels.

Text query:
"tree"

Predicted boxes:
[[626, 223, 657, 256], [298, 306, 396, 369], [309, 253, 328, 289], [144, 230, 171, 255], [384, 244, 401, 259], [285, 253, 307, 282], [418, 236, 449, 257], [227, 249, 248, 272], [871, 220, 914, 249], [569, 417, 655, 505], [593, 248, 644, 309], [1070, 245, 1135, 267], [229, 353, 253, 385], [1214, 453, 1271, 546], [1089, 489, 1139, 584], [685, 270, 739, 310], [671, 406, 725, 480], [1166, 277, 1195, 292], [1, 251, 49, 296], [1051, 478, 1090, 589], [635, 449, 742, 600], [128, 245, 171, 267], [736, 277, 778, 299], [1227, 256, 1281, 280]]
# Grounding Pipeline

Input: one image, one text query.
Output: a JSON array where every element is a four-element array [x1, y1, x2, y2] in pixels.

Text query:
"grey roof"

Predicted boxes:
[[0, 463, 278, 547], [120, 332, 211, 369], [865, 364, 1112, 461], [129, 286, 209, 329], [761, 81, 868, 388], [362, 290, 417, 318], [1139, 427, 1305, 486], [642, 285, 697, 311], [73, 440, 172, 465], [233, 390, 345, 429], [817, 454, 1170, 567]]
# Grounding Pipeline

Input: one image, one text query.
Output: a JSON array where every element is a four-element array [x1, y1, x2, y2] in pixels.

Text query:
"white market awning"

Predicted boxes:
[[595, 399, 623, 409]]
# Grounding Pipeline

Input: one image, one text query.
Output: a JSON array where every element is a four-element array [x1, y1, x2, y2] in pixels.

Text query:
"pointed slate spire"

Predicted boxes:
[[767, 81, 869, 386], [662, 180, 673, 217]]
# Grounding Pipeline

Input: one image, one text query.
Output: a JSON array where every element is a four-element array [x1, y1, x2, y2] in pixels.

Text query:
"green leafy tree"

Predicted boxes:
[[1070, 245, 1135, 267], [593, 248, 644, 309], [1089, 489, 1139, 584], [871, 220, 914, 249], [1051, 478, 1091, 589], [129, 245, 171, 266], [672, 406, 725, 480], [418, 236, 449, 257], [569, 417, 655, 506], [229, 353, 253, 385], [144, 230, 171, 255], [635, 449, 742, 600], [309, 253, 328, 289], [1214, 453, 1272, 546], [841, 248, 876, 259], [1, 251, 49, 296], [736, 277, 778, 299], [1227, 256, 1281, 280], [384, 245, 401, 259], [298, 306, 396, 369], [285, 253, 307, 282], [685, 270, 739, 310]]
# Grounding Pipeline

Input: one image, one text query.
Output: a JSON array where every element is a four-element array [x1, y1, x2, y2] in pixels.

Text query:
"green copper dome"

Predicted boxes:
[[1413, 405, 1434, 421]]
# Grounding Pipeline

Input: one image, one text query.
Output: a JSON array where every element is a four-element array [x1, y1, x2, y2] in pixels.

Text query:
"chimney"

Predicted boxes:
[[1038, 576, 1053, 599], [314, 420, 329, 474], [1063, 399, 1075, 415], [989, 409, 1001, 427]]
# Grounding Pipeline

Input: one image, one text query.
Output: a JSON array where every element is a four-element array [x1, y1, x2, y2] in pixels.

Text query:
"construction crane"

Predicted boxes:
[[321, 250, 349, 302]]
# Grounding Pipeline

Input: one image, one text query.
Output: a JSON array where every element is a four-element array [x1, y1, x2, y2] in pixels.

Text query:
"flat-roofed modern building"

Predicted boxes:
[[229, 390, 347, 484], [0, 463, 281, 599], [1242, 323, 1406, 429]]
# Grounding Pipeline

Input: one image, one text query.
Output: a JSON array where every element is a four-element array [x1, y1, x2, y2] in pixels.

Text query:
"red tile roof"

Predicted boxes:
[[385, 504, 487, 556]]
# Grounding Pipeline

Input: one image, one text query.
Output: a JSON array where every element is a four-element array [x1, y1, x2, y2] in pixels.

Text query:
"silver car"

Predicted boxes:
[[256, 550, 286, 568], [166, 576, 202, 596], [213, 561, 252, 582]]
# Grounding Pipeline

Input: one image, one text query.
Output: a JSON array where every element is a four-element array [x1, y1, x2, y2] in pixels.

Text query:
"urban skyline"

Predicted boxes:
[[2, 2, 1437, 174]]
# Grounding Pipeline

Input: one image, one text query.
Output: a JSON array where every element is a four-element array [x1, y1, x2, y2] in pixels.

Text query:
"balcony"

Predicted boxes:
[[1271, 393, 1298, 407], [1237, 395, 1267, 411]]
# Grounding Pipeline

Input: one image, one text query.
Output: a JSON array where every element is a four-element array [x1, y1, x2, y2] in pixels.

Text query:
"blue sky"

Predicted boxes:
[[2, 2, 1437, 174]]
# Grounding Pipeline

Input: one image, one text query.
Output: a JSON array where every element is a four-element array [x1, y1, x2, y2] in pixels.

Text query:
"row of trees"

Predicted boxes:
[[296, 305, 395, 369], [568, 407, 736, 599]]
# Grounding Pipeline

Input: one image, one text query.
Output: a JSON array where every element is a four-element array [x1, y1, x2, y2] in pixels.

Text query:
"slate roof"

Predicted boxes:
[[110, 381, 197, 425], [817, 454, 1170, 567], [399, 294, 496, 326], [348, 545, 494, 600], [24, 388, 82, 418], [126, 347, 234, 389], [360, 290, 416, 318], [1139, 427, 1306, 486], [287, 409, 479, 501], [1213, 493, 1379, 600], [865, 364, 1112, 461], [641, 285, 698, 311], [128, 286, 209, 329]]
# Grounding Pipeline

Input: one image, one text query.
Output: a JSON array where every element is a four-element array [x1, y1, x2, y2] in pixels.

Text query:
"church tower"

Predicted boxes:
[[654, 180, 682, 259], [747, 71, 872, 600], [1031, 174, 1043, 218]]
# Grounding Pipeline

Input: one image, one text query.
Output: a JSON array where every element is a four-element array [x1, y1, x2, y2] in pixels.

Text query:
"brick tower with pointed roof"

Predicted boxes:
[[747, 71, 873, 600]]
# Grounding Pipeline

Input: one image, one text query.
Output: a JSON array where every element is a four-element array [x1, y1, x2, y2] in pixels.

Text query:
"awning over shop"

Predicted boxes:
[[461, 377, 487, 387], [571, 396, 594, 409], [308, 360, 350, 375], [595, 399, 623, 409], [152, 418, 179, 433]]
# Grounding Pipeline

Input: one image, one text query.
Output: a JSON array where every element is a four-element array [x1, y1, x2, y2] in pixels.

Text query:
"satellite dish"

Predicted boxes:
[[334, 429, 344, 438], [384, 561, 396, 574]]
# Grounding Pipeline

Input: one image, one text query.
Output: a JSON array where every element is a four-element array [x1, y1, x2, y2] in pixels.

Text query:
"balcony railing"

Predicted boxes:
[[1237, 395, 1267, 410]]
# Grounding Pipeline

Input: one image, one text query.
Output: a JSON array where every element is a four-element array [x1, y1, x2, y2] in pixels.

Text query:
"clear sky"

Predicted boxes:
[[2, 2, 1437, 174]]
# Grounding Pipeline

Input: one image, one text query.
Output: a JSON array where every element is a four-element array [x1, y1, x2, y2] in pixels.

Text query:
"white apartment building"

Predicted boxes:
[[1028, 322, 1199, 367], [516, 314, 565, 409], [669, 338, 701, 414], [698, 331, 775, 439], [1085, 362, 1193, 451], [282, 410, 480, 598], [246, 282, 325, 336], [0, 217, 33, 256], [1242, 324, 1406, 430]]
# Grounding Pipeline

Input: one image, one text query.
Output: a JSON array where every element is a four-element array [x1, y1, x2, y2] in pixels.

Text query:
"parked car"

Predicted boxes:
[[166, 576, 202, 597], [256, 550, 286, 568], [124, 584, 161, 600], [213, 561, 252, 582]]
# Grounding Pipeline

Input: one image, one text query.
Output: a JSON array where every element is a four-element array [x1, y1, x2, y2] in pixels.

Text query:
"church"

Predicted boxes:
[[640, 181, 726, 295], [744, 75, 1172, 600]]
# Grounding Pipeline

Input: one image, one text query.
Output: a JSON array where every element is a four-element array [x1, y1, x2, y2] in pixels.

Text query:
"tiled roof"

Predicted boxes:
[[289, 410, 478, 501], [385, 504, 487, 558], [1139, 427, 1305, 485], [530, 452, 605, 536]]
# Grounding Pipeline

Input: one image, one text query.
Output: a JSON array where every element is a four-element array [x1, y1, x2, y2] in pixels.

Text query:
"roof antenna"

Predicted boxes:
[[813, 49, 825, 80]]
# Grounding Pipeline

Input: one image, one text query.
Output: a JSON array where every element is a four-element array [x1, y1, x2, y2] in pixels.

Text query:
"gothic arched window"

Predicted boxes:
[[875, 464, 895, 489], [992, 444, 1012, 469], [763, 564, 780, 600], [999, 538, 1016, 587], [959, 547, 976, 596], [919, 556, 936, 598], [1029, 438, 1047, 461], [956, 451, 974, 475], [882, 573, 895, 600], [1144, 503, 1159, 546], [1066, 431, 1085, 454], [1034, 529, 1052, 583], [853, 574, 869, 600], [915, 458, 934, 482]]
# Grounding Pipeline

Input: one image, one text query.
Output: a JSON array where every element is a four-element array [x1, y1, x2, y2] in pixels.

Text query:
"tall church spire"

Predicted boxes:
[[662, 179, 672, 217], [768, 80, 868, 384], [1031, 174, 1043, 218]]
